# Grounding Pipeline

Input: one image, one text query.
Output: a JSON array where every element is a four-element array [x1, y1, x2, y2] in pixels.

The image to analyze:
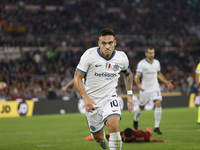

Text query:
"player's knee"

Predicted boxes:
[[139, 106, 145, 110], [106, 122, 119, 132], [106, 116, 120, 132], [154, 101, 162, 107]]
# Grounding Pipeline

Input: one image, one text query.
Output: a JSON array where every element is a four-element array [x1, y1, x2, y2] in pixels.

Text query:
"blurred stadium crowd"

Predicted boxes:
[[0, 0, 200, 100]]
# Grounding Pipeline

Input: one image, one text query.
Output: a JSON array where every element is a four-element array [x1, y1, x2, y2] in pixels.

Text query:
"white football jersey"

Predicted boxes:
[[136, 58, 160, 92], [76, 47, 130, 104]]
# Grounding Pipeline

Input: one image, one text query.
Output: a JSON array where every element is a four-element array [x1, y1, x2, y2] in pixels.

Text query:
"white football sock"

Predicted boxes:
[[154, 107, 162, 128], [134, 107, 142, 121], [91, 133, 94, 139], [109, 132, 122, 150]]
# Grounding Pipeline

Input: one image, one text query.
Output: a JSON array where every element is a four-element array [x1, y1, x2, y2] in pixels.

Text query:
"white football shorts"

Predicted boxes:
[[86, 97, 121, 134], [139, 90, 162, 106]]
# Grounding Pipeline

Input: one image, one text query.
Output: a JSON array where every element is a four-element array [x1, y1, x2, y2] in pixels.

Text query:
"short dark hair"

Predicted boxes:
[[99, 28, 115, 37], [124, 128, 133, 137], [145, 46, 154, 53]]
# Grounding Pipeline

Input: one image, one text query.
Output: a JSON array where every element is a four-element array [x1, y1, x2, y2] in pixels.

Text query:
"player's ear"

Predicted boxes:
[[114, 40, 117, 46], [98, 40, 100, 47]]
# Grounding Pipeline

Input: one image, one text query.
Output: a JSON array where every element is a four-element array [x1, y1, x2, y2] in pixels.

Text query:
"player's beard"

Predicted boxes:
[[103, 49, 112, 58], [148, 56, 154, 61]]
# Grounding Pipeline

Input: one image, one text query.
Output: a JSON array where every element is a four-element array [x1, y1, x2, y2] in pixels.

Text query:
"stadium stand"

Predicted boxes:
[[0, 0, 200, 100]]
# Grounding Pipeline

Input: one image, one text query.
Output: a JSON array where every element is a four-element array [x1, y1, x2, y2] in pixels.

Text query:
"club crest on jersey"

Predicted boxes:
[[106, 63, 111, 69], [112, 64, 119, 72]]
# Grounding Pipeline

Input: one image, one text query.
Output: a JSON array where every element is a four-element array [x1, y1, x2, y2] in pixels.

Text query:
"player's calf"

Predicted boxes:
[[99, 131, 108, 149]]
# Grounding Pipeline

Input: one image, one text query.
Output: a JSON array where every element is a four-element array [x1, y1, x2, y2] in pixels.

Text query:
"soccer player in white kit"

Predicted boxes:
[[134, 47, 174, 134], [74, 28, 134, 150]]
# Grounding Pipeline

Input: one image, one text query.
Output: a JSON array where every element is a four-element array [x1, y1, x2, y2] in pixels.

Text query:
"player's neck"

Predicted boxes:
[[146, 58, 153, 64]]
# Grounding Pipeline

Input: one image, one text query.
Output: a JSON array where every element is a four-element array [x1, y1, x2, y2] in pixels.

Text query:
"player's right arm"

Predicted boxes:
[[135, 72, 144, 91], [74, 71, 96, 112]]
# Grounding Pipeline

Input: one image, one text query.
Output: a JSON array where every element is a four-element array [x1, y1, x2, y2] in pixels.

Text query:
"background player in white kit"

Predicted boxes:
[[74, 28, 134, 150], [134, 47, 174, 134]]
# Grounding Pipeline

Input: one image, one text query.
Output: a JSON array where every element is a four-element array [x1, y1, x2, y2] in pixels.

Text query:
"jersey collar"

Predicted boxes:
[[97, 47, 116, 60], [145, 58, 154, 64]]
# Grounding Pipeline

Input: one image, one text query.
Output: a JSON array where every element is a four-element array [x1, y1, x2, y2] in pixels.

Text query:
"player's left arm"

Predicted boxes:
[[150, 137, 171, 143], [123, 70, 134, 112], [61, 79, 74, 92], [157, 72, 174, 90]]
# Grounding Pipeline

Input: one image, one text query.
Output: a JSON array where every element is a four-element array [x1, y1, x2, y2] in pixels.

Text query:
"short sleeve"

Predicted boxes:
[[121, 52, 130, 74], [136, 61, 143, 73], [76, 52, 90, 74], [157, 60, 161, 72]]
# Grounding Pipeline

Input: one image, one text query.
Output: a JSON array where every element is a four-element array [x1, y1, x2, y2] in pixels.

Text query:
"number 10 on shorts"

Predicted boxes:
[[110, 100, 118, 107]]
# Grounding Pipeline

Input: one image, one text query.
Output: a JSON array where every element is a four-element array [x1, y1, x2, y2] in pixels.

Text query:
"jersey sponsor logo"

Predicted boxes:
[[146, 71, 156, 74], [94, 72, 117, 77]]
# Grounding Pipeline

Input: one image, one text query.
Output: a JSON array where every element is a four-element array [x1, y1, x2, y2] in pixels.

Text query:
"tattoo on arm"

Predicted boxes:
[[124, 71, 133, 91]]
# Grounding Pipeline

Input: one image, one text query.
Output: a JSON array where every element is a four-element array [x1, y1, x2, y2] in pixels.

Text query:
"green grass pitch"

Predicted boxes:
[[0, 107, 199, 150]]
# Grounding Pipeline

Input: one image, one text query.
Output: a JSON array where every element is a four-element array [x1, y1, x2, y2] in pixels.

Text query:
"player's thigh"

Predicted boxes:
[[139, 92, 151, 106], [86, 108, 104, 134], [106, 115, 120, 133]]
